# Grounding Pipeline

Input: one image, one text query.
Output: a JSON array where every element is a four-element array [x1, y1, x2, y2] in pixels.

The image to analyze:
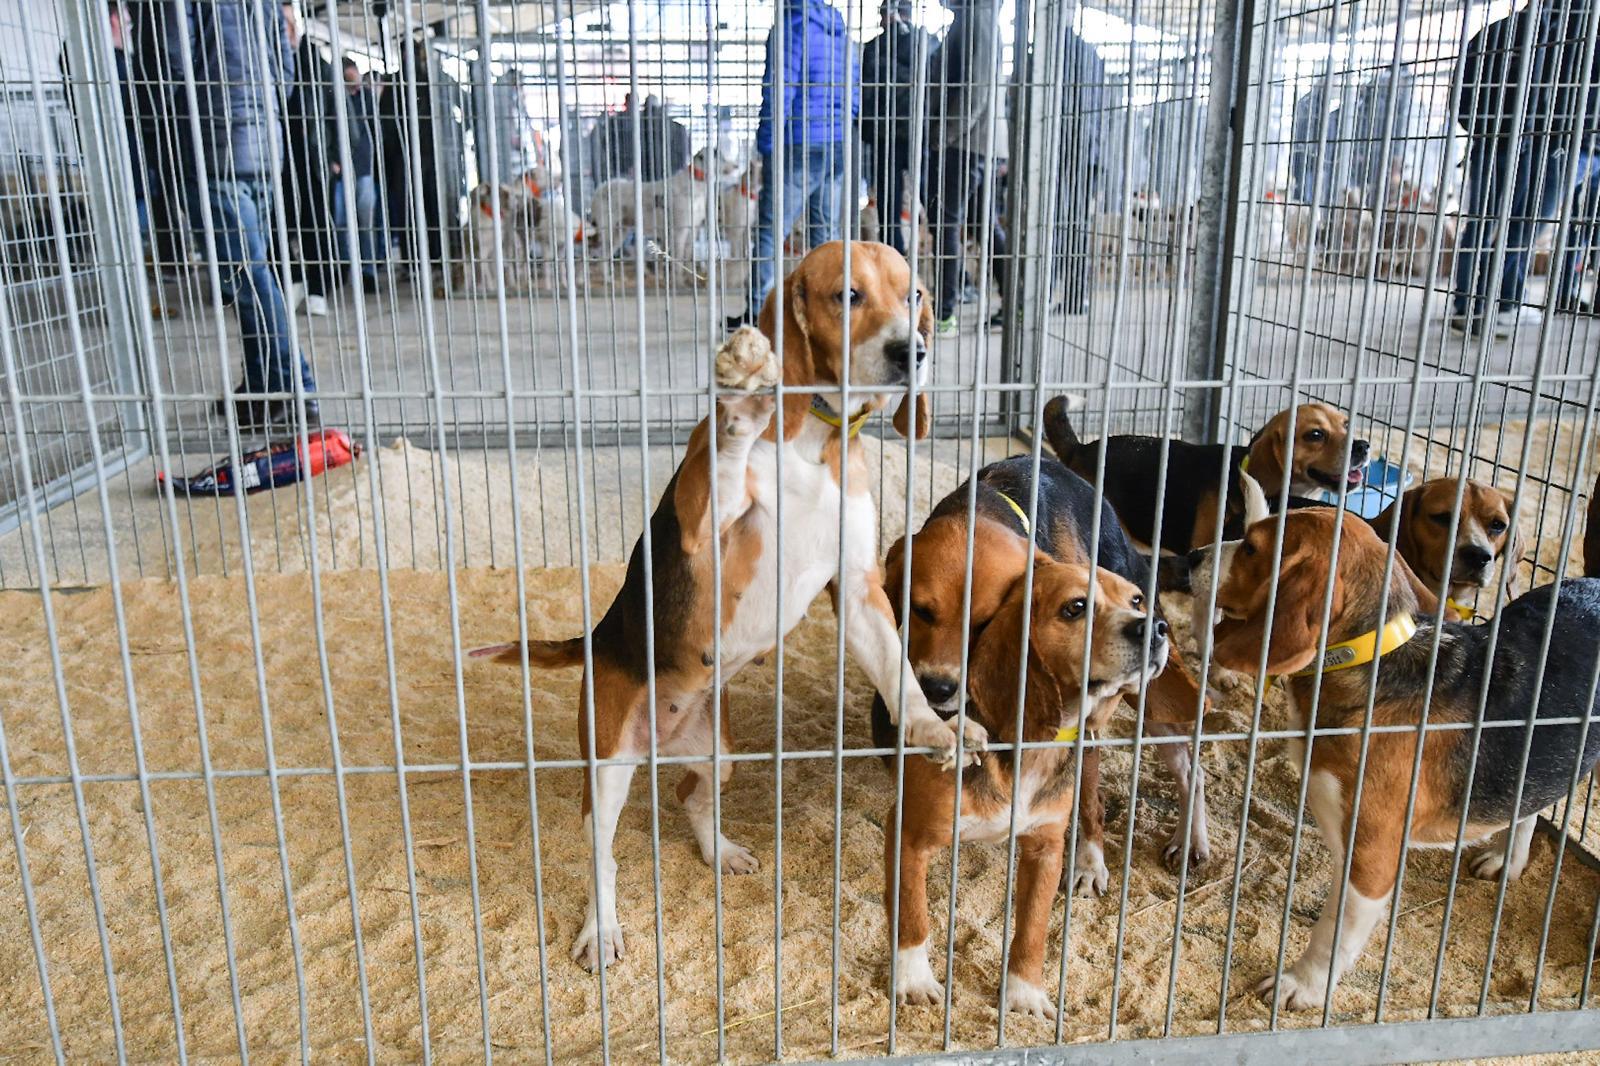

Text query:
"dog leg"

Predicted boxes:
[[1068, 746, 1110, 896], [1005, 826, 1065, 1020], [1145, 660, 1212, 869], [571, 760, 637, 972], [674, 693, 759, 875], [1256, 769, 1390, 1010], [1469, 814, 1538, 881], [887, 821, 944, 1006], [840, 576, 986, 769]]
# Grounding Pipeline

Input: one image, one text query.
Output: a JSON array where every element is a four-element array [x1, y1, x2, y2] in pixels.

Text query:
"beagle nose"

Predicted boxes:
[[1124, 616, 1166, 642], [885, 336, 927, 370], [919, 675, 959, 705], [1458, 544, 1493, 571], [1350, 438, 1371, 466]]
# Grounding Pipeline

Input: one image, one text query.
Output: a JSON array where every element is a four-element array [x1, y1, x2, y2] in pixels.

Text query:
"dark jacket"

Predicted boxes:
[[343, 82, 378, 178], [756, 0, 860, 155], [1458, 0, 1600, 144], [1059, 27, 1105, 175], [637, 102, 692, 181], [861, 22, 935, 145], [162, 0, 294, 181], [928, 0, 1000, 150], [284, 37, 334, 185]]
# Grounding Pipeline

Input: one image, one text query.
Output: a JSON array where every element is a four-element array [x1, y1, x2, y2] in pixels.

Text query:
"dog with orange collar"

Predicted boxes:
[[588, 148, 730, 277]]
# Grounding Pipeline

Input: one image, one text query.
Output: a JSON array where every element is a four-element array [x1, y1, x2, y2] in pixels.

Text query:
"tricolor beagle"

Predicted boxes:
[[1373, 477, 1523, 621], [1209, 509, 1600, 1009], [885, 562, 1169, 1018], [1043, 396, 1369, 553], [472, 242, 981, 971], [872, 454, 1212, 895]]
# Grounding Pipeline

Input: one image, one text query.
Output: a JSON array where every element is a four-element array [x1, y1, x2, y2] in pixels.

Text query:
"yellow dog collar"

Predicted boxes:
[[1446, 597, 1476, 621], [1054, 725, 1079, 744], [1289, 614, 1417, 678], [993, 489, 1033, 537], [809, 396, 871, 438]]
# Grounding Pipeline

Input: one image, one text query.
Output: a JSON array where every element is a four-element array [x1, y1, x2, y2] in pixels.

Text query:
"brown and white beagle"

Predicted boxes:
[[874, 454, 1212, 898], [1373, 477, 1523, 620], [886, 562, 1169, 1019], [1209, 509, 1600, 1010], [471, 242, 980, 971]]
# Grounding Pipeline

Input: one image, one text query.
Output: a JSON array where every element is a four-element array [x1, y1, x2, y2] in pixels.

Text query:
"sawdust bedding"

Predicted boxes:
[[1, 423, 1598, 1063]]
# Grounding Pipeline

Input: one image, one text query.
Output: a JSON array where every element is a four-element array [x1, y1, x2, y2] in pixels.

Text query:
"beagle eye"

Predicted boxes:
[[1241, 540, 1257, 557], [836, 288, 862, 307], [1303, 428, 1326, 444], [1061, 598, 1087, 620], [1130, 593, 1144, 609], [911, 603, 936, 624], [1488, 519, 1508, 536], [1429, 510, 1452, 528]]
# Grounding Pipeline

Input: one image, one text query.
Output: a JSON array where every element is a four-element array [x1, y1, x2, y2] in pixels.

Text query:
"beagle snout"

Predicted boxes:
[[883, 334, 928, 373], [918, 673, 960, 709], [1456, 543, 1494, 575]]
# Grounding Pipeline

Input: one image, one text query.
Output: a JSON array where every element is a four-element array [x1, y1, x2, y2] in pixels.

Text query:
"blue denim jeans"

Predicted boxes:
[[749, 143, 847, 313], [333, 174, 382, 280], [1453, 139, 1571, 318], [1559, 151, 1600, 306], [191, 178, 316, 395]]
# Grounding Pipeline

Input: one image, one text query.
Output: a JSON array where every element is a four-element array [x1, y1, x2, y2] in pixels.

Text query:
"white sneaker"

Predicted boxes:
[[304, 294, 329, 317], [1492, 305, 1541, 338], [286, 281, 304, 313]]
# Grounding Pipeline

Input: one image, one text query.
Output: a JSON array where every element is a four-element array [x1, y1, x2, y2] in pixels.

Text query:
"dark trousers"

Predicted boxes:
[[1453, 137, 1569, 317], [869, 136, 915, 256], [926, 145, 979, 319], [1053, 172, 1095, 314]]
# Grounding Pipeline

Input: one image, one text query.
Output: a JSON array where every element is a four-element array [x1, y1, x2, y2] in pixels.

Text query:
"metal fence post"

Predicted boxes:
[[1183, 0, 1253, 444]]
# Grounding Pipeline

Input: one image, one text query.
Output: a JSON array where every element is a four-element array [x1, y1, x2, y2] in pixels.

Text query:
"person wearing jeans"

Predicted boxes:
[[1452, 140, 1570, 329], [1557, 149, 1600, 313], [732, 0, 859, 326], [861, 0, 933, 257], [161, 0, 318, 432]]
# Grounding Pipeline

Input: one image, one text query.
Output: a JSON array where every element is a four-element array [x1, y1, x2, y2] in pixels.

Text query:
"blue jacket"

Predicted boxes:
[[755, 0, 860, 155], [163, 0, 293, 181]]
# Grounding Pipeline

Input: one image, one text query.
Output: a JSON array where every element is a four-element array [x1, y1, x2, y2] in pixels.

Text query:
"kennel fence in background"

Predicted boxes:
[[2, 0, 1600, 1060]]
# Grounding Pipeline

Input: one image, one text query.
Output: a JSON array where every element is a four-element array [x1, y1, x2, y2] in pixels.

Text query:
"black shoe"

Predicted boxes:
[[725, 310, 754, 332], [362, 274, 380, 295], [987, 309, 1006, 330], [263, 399, 321, 435], [1554, 297, 1594, 315]]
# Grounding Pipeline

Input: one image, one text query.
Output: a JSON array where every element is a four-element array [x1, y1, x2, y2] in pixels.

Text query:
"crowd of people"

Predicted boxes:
[[72, 0, 1600, 441]]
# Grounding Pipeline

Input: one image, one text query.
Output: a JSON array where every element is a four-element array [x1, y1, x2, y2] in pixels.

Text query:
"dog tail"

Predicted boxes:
[[1238, 468, 1270, 527], [1042, 393, 1088, 466], [468, 636, 588, 668]]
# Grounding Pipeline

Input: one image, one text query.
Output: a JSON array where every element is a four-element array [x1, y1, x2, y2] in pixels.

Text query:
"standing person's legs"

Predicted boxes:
[[355, 173, 381, 281], [874, 137, 911, 255], [929, 147, 971, 322], [805, 143, 846, 248], [1453, 139, 1509, 321], [1497, 144, 1567, 313], [1058, 172, 1093, 314], [1561, 154, 1600, 308], [746, 149, 810, 318], [200, 179, 316, 412]]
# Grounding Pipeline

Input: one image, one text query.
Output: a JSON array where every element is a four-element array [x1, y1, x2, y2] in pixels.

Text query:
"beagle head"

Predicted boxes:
[[1210, 509, 1434, 676], [1379, 478, 1522, 604], [884, 514, 1035, 712], [470, 182, 529, 224], [968, 563, 1168, 741], [758, 241, 934, 440], [1246, 404, 1369, 498]]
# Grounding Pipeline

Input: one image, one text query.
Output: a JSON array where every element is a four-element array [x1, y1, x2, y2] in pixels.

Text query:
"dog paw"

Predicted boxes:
[[1162, 826, 1210, 872], [1069, 841, 1110, 897], [714, 326, 779, 392], [1469, 845, 1526, 882], [1003, 976, 1056, 1021], [894, 948, 945, 1007], [906, 714, 986, 771], [1254, 966, 1329, 1011], [713, 837, 761, 876], [571, 921, 626, 972]]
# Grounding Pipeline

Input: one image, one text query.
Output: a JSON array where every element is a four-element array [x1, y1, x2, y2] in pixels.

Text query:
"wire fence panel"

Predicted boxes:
[[1, 0, 1599, 1061]]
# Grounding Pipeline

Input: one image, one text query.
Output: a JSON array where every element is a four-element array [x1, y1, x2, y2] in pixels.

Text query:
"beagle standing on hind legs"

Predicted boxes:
[[471, 242, 979, 971]]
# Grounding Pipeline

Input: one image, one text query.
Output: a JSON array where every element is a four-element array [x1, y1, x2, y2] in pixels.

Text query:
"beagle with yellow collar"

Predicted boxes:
[[885, 562, 1169, 1018], [471, 242, 981, 972], [1373, 477, 1522, 621], [1209, 509, 1600, 1010]]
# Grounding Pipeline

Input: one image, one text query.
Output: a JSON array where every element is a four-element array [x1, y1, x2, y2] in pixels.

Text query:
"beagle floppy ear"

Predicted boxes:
[[966, 579, 1028, 731], [1499, 488, 1526, 598], [1211, 548, 1336, 676], [1245, 416, 1289, 494], [892, 281, 935, 439], [758, 267, 818, 441], [883, 535, 908, 613], [893, 392, 931, 439]]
